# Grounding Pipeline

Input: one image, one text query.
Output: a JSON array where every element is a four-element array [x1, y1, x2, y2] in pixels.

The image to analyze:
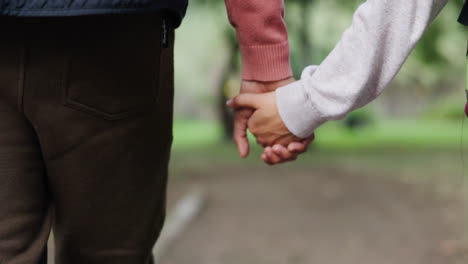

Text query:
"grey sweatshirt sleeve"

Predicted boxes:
[[275, 0, 448, 138]]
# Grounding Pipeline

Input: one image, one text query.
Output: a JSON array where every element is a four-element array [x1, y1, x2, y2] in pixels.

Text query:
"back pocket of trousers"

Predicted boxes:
[[63, 21, 162, 121]]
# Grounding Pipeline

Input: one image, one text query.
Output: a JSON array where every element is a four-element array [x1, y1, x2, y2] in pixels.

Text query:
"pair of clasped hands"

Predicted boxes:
[[226, 77, 314, 165]]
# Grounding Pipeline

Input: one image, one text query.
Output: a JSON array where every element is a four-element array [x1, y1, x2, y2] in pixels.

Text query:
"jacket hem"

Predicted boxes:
[[0, 7, 184, 26]]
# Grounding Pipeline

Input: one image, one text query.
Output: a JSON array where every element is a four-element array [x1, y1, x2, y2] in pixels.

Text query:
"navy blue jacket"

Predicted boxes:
[[460, 1, 468, 26], [0, 0, 188, 27]]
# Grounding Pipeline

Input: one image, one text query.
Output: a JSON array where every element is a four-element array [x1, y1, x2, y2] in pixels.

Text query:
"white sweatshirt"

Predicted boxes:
[[276, 0, 449, 138]]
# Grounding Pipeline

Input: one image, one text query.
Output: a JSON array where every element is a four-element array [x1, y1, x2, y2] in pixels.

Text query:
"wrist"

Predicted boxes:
[[240, 77, 295, 94], [240, 41, 293, 82], [275, 80, 324, 138]]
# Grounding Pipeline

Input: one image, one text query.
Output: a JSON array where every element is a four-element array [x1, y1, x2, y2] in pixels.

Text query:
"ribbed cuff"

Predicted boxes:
[[275, 80, 326, 138], [240, 41, 293, 82]]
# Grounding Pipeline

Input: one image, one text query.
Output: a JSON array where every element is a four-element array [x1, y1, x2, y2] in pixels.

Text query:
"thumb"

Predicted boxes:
[[226, 93, 262, 110]]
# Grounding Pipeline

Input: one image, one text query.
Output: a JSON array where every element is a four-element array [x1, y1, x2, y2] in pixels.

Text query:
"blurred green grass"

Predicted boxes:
[[173, 118, 468, 151], [171, 118, 468, 193]]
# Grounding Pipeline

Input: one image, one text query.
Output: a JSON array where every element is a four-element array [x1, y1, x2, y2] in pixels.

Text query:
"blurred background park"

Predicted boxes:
[[163, 0, 468, 263]]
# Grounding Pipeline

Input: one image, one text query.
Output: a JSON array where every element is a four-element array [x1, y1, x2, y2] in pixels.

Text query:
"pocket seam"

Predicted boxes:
[[61, 28, 162, 121]]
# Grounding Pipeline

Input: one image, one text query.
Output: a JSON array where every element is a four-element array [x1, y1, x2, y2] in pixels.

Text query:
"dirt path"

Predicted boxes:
[[163, 166, 467, 264]]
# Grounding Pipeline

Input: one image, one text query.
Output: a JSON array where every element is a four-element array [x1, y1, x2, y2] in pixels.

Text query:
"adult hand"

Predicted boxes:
[[261, 136, 314, 166], [232, 78, 295, 158], [228, 91, 300, 146]]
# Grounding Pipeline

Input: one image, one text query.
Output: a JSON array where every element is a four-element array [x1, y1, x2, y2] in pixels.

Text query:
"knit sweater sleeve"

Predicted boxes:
[[225, 0, 293, 81], [275, 0, 448, 138]]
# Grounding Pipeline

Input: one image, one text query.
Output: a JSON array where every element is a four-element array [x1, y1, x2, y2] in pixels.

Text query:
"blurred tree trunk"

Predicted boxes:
[[215, 31, 239, 141], [298, 2, 313, 68], [287, 0, 315, 76]]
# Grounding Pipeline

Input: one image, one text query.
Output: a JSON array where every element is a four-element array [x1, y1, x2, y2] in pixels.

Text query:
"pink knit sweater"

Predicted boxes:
[[225, 0, 292, 81]]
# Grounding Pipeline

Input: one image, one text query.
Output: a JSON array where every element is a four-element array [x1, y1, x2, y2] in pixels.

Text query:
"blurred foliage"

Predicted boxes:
[[343, 108, 376, 131], [173, 0, 468, 142], [424, 95, 466, 120]]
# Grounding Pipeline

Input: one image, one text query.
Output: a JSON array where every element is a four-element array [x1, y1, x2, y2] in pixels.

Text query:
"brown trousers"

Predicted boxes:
[[0, 14, 174, 264]]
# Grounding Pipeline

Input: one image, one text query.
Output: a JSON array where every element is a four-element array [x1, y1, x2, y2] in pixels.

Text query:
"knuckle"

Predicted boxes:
[[296, 147, 306, 153], [249, 126, 259, 135], [277, 151, 287, 158], [271, 157, 280, 163], [259, 138, 273, 147], [256, 137, 264, 144], [256, 140, 266, 147], [233, 97, 240, 107]]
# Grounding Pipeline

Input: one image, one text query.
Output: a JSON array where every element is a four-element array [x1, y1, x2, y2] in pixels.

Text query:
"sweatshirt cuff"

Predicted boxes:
[[275, 79, 326, 138], [240, 41, 293, 82]]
